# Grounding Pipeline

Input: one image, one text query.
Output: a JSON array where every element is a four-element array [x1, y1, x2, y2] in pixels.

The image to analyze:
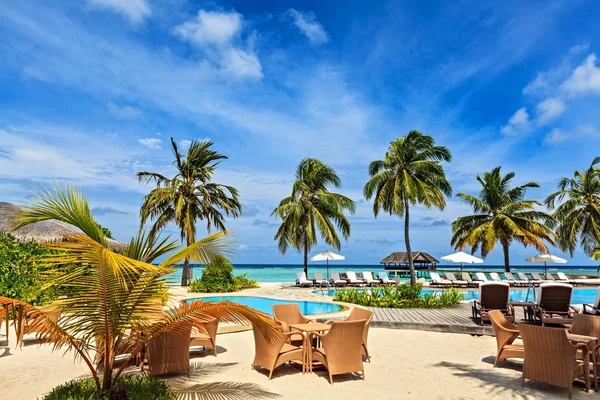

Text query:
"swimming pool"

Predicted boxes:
[[314, 288, 600, 304], [185, 295, 343, 315]]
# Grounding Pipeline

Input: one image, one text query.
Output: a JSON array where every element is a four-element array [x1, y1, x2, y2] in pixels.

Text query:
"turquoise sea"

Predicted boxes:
[[166, 263, 600, 284]]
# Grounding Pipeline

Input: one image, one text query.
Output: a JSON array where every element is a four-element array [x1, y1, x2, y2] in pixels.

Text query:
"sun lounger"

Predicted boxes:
[[444, 272, 468, 288], [489, 272, 503, 282], [251, 321, 304, 379], [544, 272, 556, 281], [296, 272, 313, 287], [429, 272, 452, 287], [346, 271, 365, 286], [461, 272, 479, 288], [534, 283, 575, 326], [475, 272, 489, 283], [313, 272, 329, 287], [557, 272, 581, 286], [519, 323, 590, 398], [582, 287, 600, 315], [378, 271, 396, 285], [330, 272, 347, 287], [530, 272, 549, 283], [504, 272, 527, 287], [471, 282, 514, 325], [517, 272, 538, 286], [362, 271, 379, 287], [488, 310, 524, 367]]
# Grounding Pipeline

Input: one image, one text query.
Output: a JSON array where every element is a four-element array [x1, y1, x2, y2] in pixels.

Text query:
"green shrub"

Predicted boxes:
[[188, 256, 258, 293], [42, 375, 174, 400], [332, 285, 463, 308]]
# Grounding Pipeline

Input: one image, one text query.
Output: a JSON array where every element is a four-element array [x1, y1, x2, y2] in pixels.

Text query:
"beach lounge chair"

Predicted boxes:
[[311, 320, 366, 383], [530, 272, 549, 283], [557, 272, 581, 286], [326, 307, 374, 362], [346, 271, 365, 286], [444, 272, 468, 288], [582, 287, 600, 315], [296, 272, 313, 287], [489, 272, 503, 283], [519, 323, 590, 398], [534, 283, 575, 326], [517, 272, 538, 286], [362, 271, 379, 287], [272, 304, 314, 345], [475, 272, 489, 283], [190, 317, 219, 356], [569, 313, 600, 390], [544, 272, 556, 281], [313, 272, 329, 287], [145, 326, 192, 376], [471, 282, 514, 325], [461, 272, 479, 288], [429, 272, 452, 287], [251, 322, 305, 379], [504, 272, 527, 287], [488, 310, 524, 367], [330, 272, 347, 287], [378, 271, 396, 285]]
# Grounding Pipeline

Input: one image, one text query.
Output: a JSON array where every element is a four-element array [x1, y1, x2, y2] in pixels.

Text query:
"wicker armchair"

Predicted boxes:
[[519, 323, 589, 399], [326, 307, 373, 362], [272, 304, 313, 345], [145, 326, 192, 376], [251, 322, 304, 379], [569, 313, 600, 390], [471, 282, 514, 325], [488, 310, 524, 367], [534, 283, 575, 326], [190, 317, 219, 356]]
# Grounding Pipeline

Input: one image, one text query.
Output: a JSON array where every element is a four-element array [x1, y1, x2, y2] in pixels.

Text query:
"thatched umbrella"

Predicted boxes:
[[0, 202, 126, 252]]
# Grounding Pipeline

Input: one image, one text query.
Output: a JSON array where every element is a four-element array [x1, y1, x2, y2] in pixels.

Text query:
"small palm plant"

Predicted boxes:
[[1, 185, 277, 398]]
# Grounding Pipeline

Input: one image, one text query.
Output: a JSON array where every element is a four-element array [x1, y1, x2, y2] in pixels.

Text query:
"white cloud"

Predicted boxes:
[[561, 53, 600, 96], [86, 0, 150, 25], [535, 97, 566, 125], [173, 10, 242, 46], [500, 107, 532, 135], [221, 48, 263, 80], [138, 137, 162, 149], [284, 9, 329, 45], [107, 102, 145, 119], [179, 140, 191, 149], [544, 124, 600, 145]]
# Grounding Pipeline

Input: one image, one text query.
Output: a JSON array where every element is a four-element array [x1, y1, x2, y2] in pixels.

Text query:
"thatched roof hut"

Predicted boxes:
[[380, 251, 439, 270], [0, 202, 126, 252]]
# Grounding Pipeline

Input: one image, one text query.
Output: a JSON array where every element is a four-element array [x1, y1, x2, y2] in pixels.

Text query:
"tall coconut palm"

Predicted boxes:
[[272, 158, 355, 276], [451, 167, 556, 272], [137, 138, 242, 286], [2, 184, 277, 398], [364, 131, 452, 285], [545, 157, 600, 257]]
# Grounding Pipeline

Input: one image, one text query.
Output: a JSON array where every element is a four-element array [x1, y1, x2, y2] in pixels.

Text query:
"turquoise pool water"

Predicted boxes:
[[314, 288, 599, 304], [185, 295, 343, 315]]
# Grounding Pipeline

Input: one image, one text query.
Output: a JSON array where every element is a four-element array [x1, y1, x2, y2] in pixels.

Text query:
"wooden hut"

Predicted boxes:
[[0, 202, 126, 251], [380, 251, 439, 271]]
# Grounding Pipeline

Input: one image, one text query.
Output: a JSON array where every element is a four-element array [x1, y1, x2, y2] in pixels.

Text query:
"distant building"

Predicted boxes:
[[380, 251, 439, 270]]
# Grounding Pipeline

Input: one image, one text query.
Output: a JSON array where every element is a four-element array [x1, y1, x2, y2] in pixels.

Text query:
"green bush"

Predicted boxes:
[[0, 233, 59, 305], [42, 376, 174, 400], [332, 285, 463, 308], [188, 256, 258, 293]]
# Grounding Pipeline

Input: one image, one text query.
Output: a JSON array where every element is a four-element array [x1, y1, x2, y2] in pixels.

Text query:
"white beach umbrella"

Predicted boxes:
[[310, 250, 345, 280], [525, 253, 567, 275], [441, 251, 483, 271]]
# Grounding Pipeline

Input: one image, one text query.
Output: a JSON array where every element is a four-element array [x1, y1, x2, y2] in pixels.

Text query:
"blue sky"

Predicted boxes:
[[2, 1, 600, 265]]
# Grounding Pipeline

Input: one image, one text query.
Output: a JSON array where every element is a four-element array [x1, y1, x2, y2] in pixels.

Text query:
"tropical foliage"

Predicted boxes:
[[137, 137, 242, 286], [545, 157, 600, 257], [188, 255, 258, 293], [43, 376, 173, 400], [1, 184, 278, 399], [451, 167, 555, 272], [272, 158, 356, 275], [364, 130, 452, 285], [332, 285, 463, 308]]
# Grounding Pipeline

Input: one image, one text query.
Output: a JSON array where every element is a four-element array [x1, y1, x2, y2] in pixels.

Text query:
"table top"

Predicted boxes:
[[290, 322, 331, 332], [567, 333, 597, 344]]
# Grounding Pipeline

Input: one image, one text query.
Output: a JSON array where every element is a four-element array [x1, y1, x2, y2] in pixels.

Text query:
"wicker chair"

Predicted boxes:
[[145, 326, 192, 376], [311, 320, 366, 383], [518, 323, 589, 399], [471, 282, 514, 325], [326, 307, 374, 362], [488, 310, 524, 367], [569, 313, 600, 390], [272, 304, 313, 345], [251, 322, 304, 379], [534, 283, 575, 326], [190, 318, 219, 356]]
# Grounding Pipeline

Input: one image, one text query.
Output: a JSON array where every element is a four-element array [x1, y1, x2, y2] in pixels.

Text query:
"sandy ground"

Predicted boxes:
[[0, 326, 595, 400]]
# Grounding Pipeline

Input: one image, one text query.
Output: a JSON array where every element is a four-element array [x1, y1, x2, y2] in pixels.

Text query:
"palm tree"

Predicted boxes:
[[272, 158, 355, 276], [2, 184, 278, 398], [137, 138, 242, 286], [364, 131, 452, 285], [545, 157, 600, 257], [451, 167, 556, 272]]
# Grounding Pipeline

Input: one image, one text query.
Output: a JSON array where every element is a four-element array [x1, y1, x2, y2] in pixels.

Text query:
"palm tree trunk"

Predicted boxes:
[[502, 240, 511, 272], [181, 236, 193, 286], [303, 242, 308, 277], [404, 198, 416, 285], [102, 345, 113, 394]]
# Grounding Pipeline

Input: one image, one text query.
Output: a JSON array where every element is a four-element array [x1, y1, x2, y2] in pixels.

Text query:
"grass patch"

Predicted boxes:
[[42, 376, 174, 400]]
